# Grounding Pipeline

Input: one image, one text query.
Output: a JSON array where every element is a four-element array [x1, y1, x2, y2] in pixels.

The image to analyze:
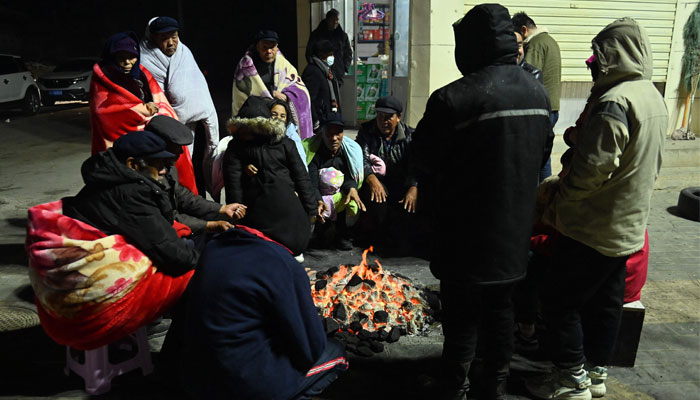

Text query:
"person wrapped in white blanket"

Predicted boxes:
[[140, 16, 220, 198]]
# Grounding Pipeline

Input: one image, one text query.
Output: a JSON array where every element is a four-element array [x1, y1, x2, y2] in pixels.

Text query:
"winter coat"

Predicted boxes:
[[524, 28, 561, 111], [545, 18, 667, 257], [520, 60, 543, 84], [165, 167, 222, 235], [306, 22, 352, 84], [182, 228, 326, 400], [355, 120, 417, 194], [62, 150, 199, 275], [223, 117, 316, 254], [302, 60, 340, 128], [410, 3, 553, 285]]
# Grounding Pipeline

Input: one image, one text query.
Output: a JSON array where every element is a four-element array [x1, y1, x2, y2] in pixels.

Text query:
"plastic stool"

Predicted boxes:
[[64, 327, 153, 394]]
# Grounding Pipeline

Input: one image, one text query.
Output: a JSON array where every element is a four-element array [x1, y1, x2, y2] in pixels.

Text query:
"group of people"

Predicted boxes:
[[24, 4, 668, 400]]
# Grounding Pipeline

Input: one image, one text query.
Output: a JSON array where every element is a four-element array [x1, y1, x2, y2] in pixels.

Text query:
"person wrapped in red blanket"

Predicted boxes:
[[26, 131, 202, 350], [89, 31, 198, 195]]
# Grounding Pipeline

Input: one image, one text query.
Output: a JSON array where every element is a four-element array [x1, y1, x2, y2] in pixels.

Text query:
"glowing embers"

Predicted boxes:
[[308, 247, 435, 355]]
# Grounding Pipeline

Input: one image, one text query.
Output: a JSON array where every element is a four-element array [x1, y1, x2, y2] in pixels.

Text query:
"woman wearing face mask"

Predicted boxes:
[[269, 98, 307, 168], [89, 31, 198, 194], [301, 40, 341, 131]]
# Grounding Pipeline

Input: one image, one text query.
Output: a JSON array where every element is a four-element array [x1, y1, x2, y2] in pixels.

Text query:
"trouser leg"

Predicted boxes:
[[582, 259, 627, 366], [542, 234, 628, 368], [440, 281, 478, 395]]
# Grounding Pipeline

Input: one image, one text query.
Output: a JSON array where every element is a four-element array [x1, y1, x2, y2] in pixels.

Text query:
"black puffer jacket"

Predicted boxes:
[[410, 4, 553, 285], [223, 117, 316, 255], [62, 150, 199, 275]]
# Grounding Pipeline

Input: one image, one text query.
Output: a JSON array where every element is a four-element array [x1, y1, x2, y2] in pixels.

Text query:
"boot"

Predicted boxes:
[[439, 359, 471, 400]]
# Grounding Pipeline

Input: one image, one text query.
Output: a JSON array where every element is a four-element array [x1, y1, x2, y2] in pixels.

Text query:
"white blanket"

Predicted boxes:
[[140, 35, 220, 196]]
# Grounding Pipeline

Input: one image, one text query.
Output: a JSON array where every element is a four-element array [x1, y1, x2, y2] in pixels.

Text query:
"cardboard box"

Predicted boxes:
[[356, 83, 366, 101], [356, 64, 368, 84], [366, 64, 381, 83], [364, 82, 380, 101]]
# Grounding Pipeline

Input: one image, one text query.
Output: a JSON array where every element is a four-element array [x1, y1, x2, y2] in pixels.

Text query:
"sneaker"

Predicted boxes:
[[526, 366, 592, 400], [294, 253, 305, 263], [586, 366, 607, 397]]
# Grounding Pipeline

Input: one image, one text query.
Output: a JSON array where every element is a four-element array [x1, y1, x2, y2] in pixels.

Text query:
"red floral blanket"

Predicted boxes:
[[89, 63, 198, 195], [26, 200, 193, 350]]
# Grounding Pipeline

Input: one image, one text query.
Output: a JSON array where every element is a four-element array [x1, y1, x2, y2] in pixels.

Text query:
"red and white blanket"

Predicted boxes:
[[26, 200, 194, 350], [89, 63, 199, 195]]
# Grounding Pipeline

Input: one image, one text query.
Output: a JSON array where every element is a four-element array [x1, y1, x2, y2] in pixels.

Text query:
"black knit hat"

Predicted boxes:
[[237, 96, 272, 119]]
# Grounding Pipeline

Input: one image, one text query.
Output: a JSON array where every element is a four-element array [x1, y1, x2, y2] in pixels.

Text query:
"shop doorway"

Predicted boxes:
[[309, 0, 409, 128]]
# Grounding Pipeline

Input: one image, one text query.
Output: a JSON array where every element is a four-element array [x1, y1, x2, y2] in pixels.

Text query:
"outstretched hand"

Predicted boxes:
[[205, 220, 235, 233], [399, 186, 418, 213], [345, 187, 366, 212], [366, 174, 386, 203], [220, 203, 247, 221]]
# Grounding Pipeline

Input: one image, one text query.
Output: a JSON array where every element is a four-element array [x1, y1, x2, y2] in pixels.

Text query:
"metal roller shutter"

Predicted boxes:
[[463, 0, 677, 81]]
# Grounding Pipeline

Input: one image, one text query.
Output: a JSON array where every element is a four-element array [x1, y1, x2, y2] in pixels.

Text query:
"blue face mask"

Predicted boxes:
[[326, 56, 335, 67]]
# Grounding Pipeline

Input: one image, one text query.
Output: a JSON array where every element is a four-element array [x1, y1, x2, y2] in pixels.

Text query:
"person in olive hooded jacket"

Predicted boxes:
[[409, 4, 552, 399], [527, 18, 667, 400]]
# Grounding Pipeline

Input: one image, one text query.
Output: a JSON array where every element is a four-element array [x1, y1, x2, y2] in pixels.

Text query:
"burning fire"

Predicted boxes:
[[308, 247, 432, 335]]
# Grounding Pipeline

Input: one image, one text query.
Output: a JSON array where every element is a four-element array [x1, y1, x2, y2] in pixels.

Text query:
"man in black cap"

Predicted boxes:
[[62, 131, 200, 275], [251, 30, 284, 99], [146, 116, 245, 239], [306, 112, 365, 250], [355, 96, 418, 251], [140, 16, 220, 198]]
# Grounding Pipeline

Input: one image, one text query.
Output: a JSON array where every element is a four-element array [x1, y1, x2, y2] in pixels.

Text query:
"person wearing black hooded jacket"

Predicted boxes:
[[63, 131, 200, 276], [410, 4, 553, 399]]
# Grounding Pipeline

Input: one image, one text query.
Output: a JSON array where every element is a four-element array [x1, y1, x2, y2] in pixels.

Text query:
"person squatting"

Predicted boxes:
[[25, 5, 666, 400]]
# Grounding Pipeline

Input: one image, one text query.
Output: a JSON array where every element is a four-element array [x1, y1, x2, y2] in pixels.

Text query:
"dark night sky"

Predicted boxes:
[[0, 0, 300, 110]]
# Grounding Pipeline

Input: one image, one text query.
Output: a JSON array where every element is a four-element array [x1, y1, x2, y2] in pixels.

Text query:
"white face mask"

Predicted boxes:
[[326, 56, 335, 67]]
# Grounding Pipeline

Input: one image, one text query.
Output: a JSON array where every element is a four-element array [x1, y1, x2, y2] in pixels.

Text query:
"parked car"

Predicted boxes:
[[36, 58, 97, 106], [0, 54, 41, 115]]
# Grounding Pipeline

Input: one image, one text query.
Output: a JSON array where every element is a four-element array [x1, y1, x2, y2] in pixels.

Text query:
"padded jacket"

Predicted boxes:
[[411, 4, 553, 285], [62, 149, 199, 275], [355, 120, 417, 191], [545, 18, 666, 257]]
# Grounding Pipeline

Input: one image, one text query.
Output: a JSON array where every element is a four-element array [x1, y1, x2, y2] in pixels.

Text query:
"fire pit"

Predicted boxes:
[[308, 247, 437, 356]]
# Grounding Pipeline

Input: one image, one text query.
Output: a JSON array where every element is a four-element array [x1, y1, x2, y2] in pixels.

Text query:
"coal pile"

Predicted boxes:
[[308, 247, 437, 356]]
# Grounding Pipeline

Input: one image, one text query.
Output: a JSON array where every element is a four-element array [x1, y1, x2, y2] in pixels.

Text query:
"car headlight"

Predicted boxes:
[[72, 76, 89, 84]]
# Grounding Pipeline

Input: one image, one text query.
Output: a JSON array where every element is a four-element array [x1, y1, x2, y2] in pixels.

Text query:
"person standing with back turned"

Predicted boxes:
[[410, 4, 552, 399]]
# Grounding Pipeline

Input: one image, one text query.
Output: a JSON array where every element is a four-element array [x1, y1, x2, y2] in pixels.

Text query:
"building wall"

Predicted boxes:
[[465, 0, 677, 82], [405, 0, 463, 126]]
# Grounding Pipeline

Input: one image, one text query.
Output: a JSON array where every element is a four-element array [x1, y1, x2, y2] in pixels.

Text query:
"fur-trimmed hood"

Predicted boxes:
[[226, 117, 287, 144]]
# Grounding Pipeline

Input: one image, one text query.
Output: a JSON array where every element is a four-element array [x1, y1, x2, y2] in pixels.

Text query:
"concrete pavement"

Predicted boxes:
[[0, 105, 698, 399]]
